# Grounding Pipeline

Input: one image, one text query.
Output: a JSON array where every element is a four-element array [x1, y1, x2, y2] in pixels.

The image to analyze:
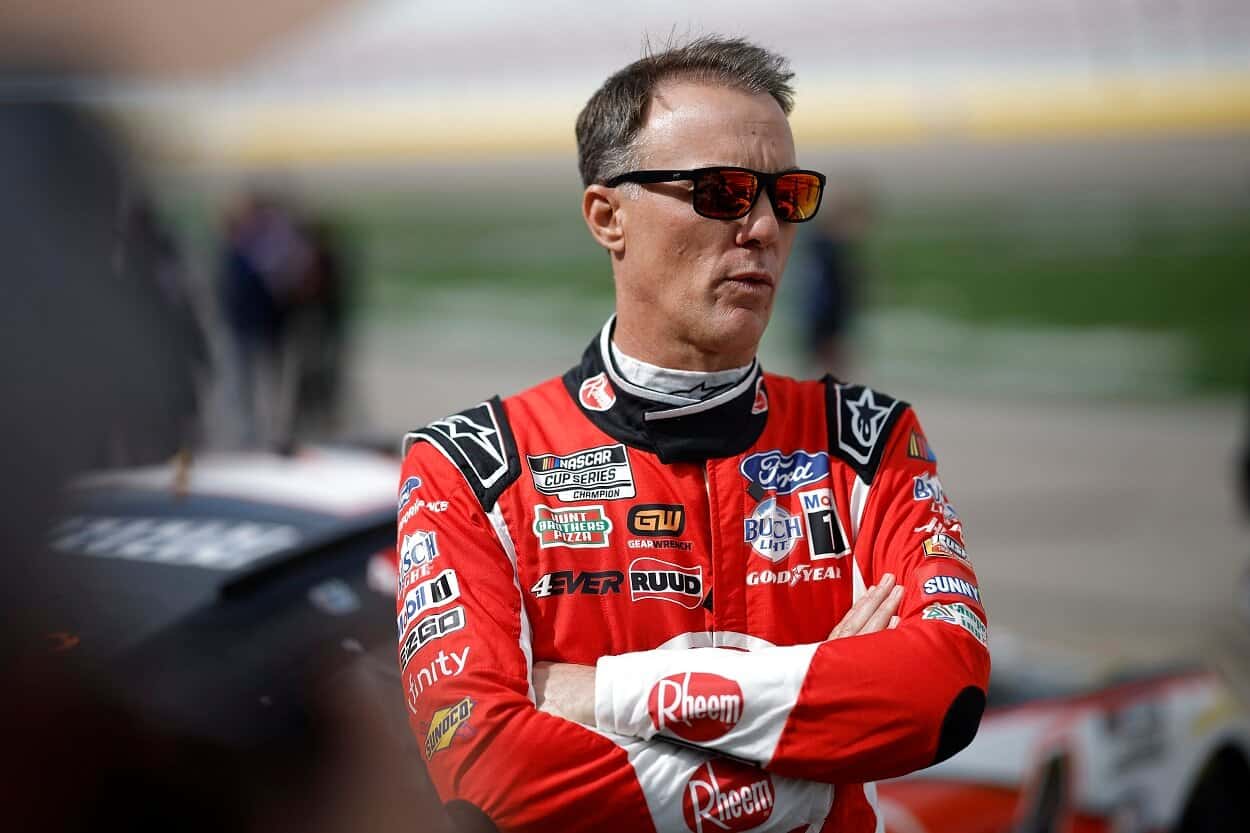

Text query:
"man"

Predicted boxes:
[[397, 37, 989, 833]]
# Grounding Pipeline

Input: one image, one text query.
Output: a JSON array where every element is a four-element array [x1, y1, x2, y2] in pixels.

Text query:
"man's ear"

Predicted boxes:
[[583, 185, 625, 254]]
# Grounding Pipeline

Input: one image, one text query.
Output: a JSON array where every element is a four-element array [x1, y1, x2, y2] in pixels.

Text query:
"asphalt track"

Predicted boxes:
[[351, 320, 1250, 683]]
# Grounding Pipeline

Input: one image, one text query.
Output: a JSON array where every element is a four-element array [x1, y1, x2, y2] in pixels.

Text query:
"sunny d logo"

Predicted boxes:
[[739, 450, 830, 495], [648, 672, 743, 742], [682, 760, 775, 833], [743, 498, 803, 562]]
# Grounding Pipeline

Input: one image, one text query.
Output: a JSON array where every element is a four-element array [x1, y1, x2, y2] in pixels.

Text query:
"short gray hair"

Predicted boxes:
[[575, 36, 795, 188]]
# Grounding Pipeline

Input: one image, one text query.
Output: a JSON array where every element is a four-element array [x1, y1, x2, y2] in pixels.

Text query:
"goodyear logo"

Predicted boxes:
[[628, 504, 686, 537], [425, 697, 474, 759]]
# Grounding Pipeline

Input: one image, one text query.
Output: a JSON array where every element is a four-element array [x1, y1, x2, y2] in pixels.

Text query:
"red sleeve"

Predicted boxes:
[[767, 405, 989, 781], [399, 440, 837, 833], [593, 407, 989, 784], [397, 440, 658, 833]]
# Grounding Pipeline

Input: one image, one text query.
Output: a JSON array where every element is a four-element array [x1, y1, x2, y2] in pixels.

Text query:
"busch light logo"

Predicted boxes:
[[649, 672, 744, 742], [681, 760, 775, 833], [398, 476, 422, 510], [739, 450, 830, 495], [743, 498, 804, 562]]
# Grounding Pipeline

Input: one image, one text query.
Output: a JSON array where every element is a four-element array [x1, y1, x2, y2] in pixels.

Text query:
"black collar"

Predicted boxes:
[[561, 320, 769, 463]]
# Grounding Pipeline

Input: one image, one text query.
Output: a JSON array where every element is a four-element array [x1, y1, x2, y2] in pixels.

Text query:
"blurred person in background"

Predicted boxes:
[[396, 35, 987, 833], [796, 175, 876, 379]]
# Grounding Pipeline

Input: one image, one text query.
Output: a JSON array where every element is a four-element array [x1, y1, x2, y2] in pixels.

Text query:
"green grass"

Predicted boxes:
[[163, 186, 1250, 393]]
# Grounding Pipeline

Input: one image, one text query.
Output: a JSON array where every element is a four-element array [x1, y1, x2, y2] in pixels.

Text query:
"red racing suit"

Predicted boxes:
[[396, 322, 990, 833]]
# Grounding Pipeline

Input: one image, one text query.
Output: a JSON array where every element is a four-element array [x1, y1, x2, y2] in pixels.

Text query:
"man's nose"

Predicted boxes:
[[735, 191, 781, 248]]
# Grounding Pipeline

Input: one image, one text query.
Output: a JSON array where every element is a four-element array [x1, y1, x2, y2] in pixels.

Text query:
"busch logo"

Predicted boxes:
[[682, 760, 775, 833], [649, 672, 743, 742], [743, 498, 803, 562], [629, 557, 704, 608], [578, 372, 616, 412], [739, 450, 830, 495]]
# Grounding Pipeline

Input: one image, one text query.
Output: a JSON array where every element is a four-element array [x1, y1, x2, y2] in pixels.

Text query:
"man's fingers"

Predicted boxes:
[[828, 573, 895, 639], [888, 615, 900, 629], [860, 585, 904, 634]]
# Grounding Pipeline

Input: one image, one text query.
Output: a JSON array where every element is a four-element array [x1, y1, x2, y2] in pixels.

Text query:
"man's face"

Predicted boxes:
[[613, 81, 799, 366]]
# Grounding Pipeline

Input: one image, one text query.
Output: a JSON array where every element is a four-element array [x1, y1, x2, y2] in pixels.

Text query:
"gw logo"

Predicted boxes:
[[628, 504, 686, 537]]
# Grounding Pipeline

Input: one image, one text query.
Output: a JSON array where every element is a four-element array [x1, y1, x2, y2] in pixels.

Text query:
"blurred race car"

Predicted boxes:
[[878, 634, 1250, 833], [37, 445, 451, 832]]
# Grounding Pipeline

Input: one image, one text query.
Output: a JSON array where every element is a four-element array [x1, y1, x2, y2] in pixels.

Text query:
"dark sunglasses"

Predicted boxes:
[[604, 166, 827, 223]]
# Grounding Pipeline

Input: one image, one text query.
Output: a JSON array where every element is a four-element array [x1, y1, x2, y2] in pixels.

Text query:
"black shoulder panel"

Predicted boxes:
[[823, 378, 909, 485], [403, 396, 521, 512], [932, 686, 987, 766]]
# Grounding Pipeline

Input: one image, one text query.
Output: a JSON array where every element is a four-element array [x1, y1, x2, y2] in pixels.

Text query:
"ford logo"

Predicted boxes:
[[739, 450, 830, 495]]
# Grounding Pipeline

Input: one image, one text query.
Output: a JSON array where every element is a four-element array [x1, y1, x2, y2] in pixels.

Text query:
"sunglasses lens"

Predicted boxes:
[[693, 169, 759, 219], [773, 173, 824, 222]]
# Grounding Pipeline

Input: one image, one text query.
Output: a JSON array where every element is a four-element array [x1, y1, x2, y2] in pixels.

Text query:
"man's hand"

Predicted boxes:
[[534, 661, 597, 726], [827, 572, 902, 640]]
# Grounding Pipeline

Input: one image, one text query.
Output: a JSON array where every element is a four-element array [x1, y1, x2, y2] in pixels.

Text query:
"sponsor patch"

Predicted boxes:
[[628, 504, 686, 536], [530, 570, 623, 598], [797, 488, 850, 560], [913, 516, 964, 541], [407, 647, 471, 710], [399, 530, 439, 586], [746, 563, 842, 587], [399, 606, 467, 668], [399, 498, 450, 530], [743, 498, 804, 562], [629, 557, 704, 608], [922, 533, 969, 562], [527, 443, 636, 502], [398, 476, 422, 510], [913, 473, 960, 524], [923, 575, 981, 604], [531, 504, 613, 548], [397, 569, 460, 637], [922, 602, 988, 646], [579, 371, 617, 412], [751, 377, 768, 415], [739, 450, 830, 495], [907, 430, 937, 462], [649, 672, 744, 742], [682, 760, 775, 833], [628, 538, 694, 551], [424, 696, 474, 759]]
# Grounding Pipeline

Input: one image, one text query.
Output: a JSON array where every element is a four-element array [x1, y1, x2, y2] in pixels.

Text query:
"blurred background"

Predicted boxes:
[[3, 0, 1249, 829]]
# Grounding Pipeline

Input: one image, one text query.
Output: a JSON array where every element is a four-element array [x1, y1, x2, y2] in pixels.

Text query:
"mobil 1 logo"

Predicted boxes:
[[797, 488, 849, 560]]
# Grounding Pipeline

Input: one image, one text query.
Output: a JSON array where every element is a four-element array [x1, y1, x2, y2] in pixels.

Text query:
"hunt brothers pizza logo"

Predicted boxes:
[[682, 760, 775, 833], [532, 505, 613, 548], [648, 672, 743, 742]]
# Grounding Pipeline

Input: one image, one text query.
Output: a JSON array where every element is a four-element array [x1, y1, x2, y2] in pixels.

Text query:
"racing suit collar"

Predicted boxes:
[[561, 318, 769, 464]]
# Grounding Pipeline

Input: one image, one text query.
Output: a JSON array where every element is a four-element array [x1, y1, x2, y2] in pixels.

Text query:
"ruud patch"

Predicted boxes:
[[532, 505, 613, 548], [527, 443, 635, 502], [629, 557, 704, 608]]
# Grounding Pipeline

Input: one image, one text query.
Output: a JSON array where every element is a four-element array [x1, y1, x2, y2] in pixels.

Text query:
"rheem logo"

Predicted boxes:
[[648, 672, 744, 742], [682, 760, 775, 833]]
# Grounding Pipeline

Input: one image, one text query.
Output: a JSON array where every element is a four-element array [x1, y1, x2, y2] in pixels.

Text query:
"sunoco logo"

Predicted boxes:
[[424, 697, 473, 759], [743, 498, 803, 562], [648, 672, 743, 742], [682, 760, 775, 833], [527, 443, 635, 501], [629, 557, 703, 608], [739, 450, 830, 495], [532, 505, 613, 548]]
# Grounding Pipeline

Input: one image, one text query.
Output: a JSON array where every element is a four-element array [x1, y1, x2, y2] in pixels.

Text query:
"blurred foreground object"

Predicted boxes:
[[879, 633, 1250, 833]]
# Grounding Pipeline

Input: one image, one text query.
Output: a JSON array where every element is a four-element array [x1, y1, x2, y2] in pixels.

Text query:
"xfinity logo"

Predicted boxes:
[[739, 450, 830, 495]]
